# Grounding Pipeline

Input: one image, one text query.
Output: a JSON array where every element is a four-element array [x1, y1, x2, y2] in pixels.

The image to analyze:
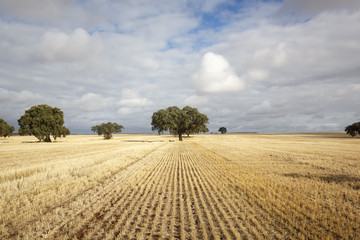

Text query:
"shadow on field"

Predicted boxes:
[[121, 140, 165, 143], [297, 132, 356, 139], [284, 173, 360, 190]]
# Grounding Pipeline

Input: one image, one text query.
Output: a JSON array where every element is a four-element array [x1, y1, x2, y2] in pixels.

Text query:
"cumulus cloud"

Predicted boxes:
[[1, 1, 359, 133], [192, 52, 245, 94], [38, 28, 102, 62], [117, 89, 153, 107], [246, 69, 269, 81], [0, 88, 42, 105], [184, 95, 208, 106], [74, 93, 113, 112]]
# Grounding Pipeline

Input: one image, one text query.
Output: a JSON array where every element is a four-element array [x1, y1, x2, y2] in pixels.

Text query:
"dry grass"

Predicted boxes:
[[0, 133, 359, 239]]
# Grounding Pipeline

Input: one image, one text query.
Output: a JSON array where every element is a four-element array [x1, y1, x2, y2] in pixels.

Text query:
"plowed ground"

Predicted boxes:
[[0, 133, 359, 239]]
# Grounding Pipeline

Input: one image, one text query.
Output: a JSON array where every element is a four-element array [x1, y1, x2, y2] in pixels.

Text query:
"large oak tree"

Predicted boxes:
[[18, 104, 70, 142], [151, 106, 209, 141]]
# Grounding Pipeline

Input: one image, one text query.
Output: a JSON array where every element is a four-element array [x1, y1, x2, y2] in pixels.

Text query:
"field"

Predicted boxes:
[[0, 133, 359, 239]]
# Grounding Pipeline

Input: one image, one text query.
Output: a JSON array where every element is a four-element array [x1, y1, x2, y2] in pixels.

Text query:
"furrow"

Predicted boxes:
[[183, 146, 217, 239], [184, 144, 253, 239], [97, 148, 169, 239], [42, 143, 167, 239]]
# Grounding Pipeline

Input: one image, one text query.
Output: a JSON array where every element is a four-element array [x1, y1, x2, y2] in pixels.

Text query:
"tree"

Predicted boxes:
[[345, 122, 360, 137], [18, 104, 70, 142], [183, 106, 209, 136], [151, 106, 209, 141], [218, 127, 227, 134], [151, 109, 169, 135], [91, 122, 124, 139], [0, 119, 15, 138]]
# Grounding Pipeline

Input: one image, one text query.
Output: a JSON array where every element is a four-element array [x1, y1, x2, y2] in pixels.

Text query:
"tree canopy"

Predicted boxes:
[[345, 122, 360, 137], [91, 122, 124, 139], [151, 109, 169, 135], [218, 127, 227, 134], [0, 118, 15, 138], [18, 104, 70, 142], [151, 106, 209, 141]]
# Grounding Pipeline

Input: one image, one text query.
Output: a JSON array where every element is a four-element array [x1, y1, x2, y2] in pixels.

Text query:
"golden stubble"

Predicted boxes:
[[0, 133, 359, 239]]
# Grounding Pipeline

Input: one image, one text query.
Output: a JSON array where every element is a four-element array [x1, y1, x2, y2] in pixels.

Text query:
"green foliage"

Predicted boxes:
[[345, 122, 360, 137], [91, 122, 124, 139], [151, 109, 169, 135], [151, 106, 209, 141], [0, 119, 15, 138], [18, 104, 70, 142], [218, 127, 227, 134]]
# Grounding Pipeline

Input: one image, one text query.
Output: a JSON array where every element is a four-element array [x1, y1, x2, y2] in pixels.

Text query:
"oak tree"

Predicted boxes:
[[345, 122, 360, 137], [18, 104, 70, 142], [0, 118, 15, 138], [91, 122, 124, 139], [151, 106, 209, 141], [218, 127, 227, 134]]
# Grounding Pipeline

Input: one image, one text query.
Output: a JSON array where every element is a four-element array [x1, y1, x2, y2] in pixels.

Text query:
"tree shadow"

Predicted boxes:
[[283, 173, 360, 190]]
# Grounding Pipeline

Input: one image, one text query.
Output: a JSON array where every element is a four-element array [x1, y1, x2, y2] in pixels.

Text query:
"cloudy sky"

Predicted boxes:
[[1, 0, 359, 133]]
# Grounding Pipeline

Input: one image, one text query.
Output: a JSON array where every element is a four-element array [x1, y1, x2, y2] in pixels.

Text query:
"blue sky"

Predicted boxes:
[[0, 0, 360, 133]]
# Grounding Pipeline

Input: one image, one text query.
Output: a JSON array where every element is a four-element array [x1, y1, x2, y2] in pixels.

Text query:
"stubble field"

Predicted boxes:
[[0, 133, 359, 239]]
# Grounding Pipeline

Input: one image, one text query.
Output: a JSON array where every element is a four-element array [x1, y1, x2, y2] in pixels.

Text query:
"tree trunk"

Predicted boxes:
[[179, 134, 183, 141], [44, 135, 52, 142]]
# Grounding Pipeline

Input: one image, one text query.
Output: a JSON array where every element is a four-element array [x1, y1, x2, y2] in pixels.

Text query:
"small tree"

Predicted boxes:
[[0, 119, 15, 138], [345, 122, 360, 137], [91, 122, 124, 139], [18, 104, 70, 142], [218, 127, 227, 134]]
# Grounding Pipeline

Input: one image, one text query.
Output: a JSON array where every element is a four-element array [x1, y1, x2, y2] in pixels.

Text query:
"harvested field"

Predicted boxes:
[[0, 133, 359, 239]]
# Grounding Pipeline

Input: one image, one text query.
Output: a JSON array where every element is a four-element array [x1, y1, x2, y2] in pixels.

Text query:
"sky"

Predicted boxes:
[[0, 0, 359, 134]]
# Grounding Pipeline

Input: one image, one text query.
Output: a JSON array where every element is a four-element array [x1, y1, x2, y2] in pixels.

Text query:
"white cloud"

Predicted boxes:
[[38, 28, 102, 62], [74, 93, 113, 112], [192, 52, 245, 94], [246, 69, 269, 81], [184, 95, 208, 106], [0, 1, 359, 133], [117, 89, 153, 107], [0, 88, 42, 105]]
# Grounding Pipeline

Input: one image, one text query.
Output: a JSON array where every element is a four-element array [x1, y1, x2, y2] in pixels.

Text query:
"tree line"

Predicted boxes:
[[0, 104, 210, 141], [2, 104, 359, 141]]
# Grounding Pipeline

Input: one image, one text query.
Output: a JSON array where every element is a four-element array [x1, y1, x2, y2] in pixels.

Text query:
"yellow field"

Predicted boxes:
[[0, 133, 359, 239]]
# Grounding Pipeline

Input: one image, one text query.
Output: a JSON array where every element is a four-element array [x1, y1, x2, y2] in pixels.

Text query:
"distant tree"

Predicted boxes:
[[91, 122, 124, 139], [151, 109, 169, 135], [0, 118, 15, 138], [18, 104, 70, 142], [345, 122, 360, 137], [151, 106, 209, 141], [218, 127, 227, 134]]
